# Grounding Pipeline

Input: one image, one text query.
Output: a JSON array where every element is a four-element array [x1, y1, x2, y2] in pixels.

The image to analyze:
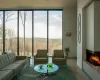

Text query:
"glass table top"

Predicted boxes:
[[34, 64, 59, 73]]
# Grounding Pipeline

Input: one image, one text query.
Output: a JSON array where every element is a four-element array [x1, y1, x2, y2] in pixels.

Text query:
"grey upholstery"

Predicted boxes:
[[15, 60, 27, 67], [54, 50, 64, 58], [52, 50, 67, 65], [0, 54, 10, 69], [34, 50, 48, 64], [0, 70, 13, 80], [7, 53, 16, 63], [1, 63, 22, 76], [36, 50, 47, 58], [0, 53, 27, 80]]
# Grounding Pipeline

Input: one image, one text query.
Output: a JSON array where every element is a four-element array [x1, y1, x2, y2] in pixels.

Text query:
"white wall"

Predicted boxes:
[[86, 2, 94, 51], [77, 0, 92, 69], [63, 7, 77, 58]]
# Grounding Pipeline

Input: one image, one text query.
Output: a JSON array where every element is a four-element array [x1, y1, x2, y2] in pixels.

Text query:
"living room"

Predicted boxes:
[[0, 0, 100, 80]]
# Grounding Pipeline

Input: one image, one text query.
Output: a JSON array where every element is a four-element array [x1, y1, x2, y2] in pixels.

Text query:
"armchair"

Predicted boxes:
[[52, 50, 67, 65], [34, 50, 48, 64]]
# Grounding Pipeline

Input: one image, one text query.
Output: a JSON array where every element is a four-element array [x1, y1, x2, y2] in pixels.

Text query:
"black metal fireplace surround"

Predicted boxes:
[[86, 49, 100, 66]]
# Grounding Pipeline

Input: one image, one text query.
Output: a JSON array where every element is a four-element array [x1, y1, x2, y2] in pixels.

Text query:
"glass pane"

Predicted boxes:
[[0, 11, 3, 55], [25, 11, 32, 56], [19, 11, 25, 56], [34, 11, 47, 54], [49, 11, 62, 55], [5, 11, 17, 54]]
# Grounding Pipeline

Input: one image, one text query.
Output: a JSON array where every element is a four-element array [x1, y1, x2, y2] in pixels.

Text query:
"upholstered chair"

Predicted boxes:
[[52, 50, 67, 65], [34, 50, 48, 64]]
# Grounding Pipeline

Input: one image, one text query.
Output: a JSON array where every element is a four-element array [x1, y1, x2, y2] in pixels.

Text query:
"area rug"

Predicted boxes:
[[17, 65, 77, 80]]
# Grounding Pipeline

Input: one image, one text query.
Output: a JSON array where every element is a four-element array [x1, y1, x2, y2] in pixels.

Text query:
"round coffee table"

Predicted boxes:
[[34, 64, 59, 79]]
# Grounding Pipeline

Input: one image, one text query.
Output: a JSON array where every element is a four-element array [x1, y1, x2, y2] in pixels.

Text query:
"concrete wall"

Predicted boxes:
[[83, 1, 100, 79], [77, 0, 92, 69], [63, 7, 77, 58], [86, 2, 94, 51], [83, 61, 100, 80], [85, 1, 100, 52], [94, 1, 100, 51], [77, 0, 100, 69]]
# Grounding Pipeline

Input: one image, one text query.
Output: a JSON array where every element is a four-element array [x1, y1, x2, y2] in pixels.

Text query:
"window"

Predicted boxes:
[[0, 10, 62, 56], [25, 11, 32, 56], [48, 11, 62, 55], [0, 11, 3, 54], [34, 11, 47, 54], [5, 11, 17, 54], [19, 11, 25, 56]]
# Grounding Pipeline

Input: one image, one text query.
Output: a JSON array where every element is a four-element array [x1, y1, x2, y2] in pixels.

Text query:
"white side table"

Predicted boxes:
[[27, 56, 31, 67]]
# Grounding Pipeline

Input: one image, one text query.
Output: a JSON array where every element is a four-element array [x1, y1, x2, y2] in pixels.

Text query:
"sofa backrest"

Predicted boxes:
[[0, 54, 10, 69], [36, 50, 47, 58], [0, 56, 2, 69], [53, 50, 64, 58], [0, 53, 16, 70], [7, 53, 16, 64]]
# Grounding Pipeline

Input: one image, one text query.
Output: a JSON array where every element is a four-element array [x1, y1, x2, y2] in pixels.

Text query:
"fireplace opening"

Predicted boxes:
[[86, 50, 100, 66]]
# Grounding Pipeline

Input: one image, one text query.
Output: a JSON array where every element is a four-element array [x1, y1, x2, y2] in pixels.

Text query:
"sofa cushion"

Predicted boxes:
[[15, 60, 27, 67], [0, 54, 10, 69], [15, 60, 26, 64], [7, 53, 16, 64], [36, 50, 47, 58], [0, 70, 13, 80], [53, 58, 65, 60], [0, 56, 2, 69], [36, 58, 47, 59], [54, 50, 64, 58], [1, 63, 22, 76]]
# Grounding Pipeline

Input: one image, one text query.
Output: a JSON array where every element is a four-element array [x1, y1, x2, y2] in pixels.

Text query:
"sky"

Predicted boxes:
[[0, 11, 62, 39]]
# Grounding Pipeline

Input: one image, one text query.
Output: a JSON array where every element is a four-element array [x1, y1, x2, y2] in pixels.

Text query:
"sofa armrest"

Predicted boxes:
[[16, 56, 27, 60]]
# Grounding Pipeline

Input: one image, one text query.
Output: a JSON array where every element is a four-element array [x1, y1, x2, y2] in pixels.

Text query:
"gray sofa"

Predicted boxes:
[[0, 53, 27, 80]]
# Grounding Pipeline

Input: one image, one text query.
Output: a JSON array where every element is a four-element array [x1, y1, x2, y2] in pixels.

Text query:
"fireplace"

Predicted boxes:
[[86, 50, 100, 66]]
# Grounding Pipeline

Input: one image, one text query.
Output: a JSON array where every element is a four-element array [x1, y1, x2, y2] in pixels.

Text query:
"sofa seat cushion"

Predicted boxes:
[[1, 63, 22, 76], [53, 58, 65, 60], [35, 58, 48, 62], [0, 70, 13, 80], [36, 58, 47, 59], [15, 60, 27, 66], [53, 58, 66, 62]]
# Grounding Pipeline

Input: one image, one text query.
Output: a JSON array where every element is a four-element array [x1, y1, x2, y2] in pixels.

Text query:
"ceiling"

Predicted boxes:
[[0, 0, 77, 9]]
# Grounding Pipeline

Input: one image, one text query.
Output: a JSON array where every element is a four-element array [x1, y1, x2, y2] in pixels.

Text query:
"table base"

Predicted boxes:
[[39, 73, 56, 80]]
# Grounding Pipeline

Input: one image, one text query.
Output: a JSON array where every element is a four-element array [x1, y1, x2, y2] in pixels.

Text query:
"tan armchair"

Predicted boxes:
[[34, 50, 48, 64], [52, 50, 67, 65]]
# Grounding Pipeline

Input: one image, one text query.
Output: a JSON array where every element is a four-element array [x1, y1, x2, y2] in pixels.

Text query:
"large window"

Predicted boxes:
[[19, 11, 32, 56], [25, 11, 32, 56], [19, 11, 25, 56], [0, 11, 3, 54], [5, 11, 17, 54], [0, 10, 62, 56], [48, 11, 62, 55], [34, 11, 47, 54]]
